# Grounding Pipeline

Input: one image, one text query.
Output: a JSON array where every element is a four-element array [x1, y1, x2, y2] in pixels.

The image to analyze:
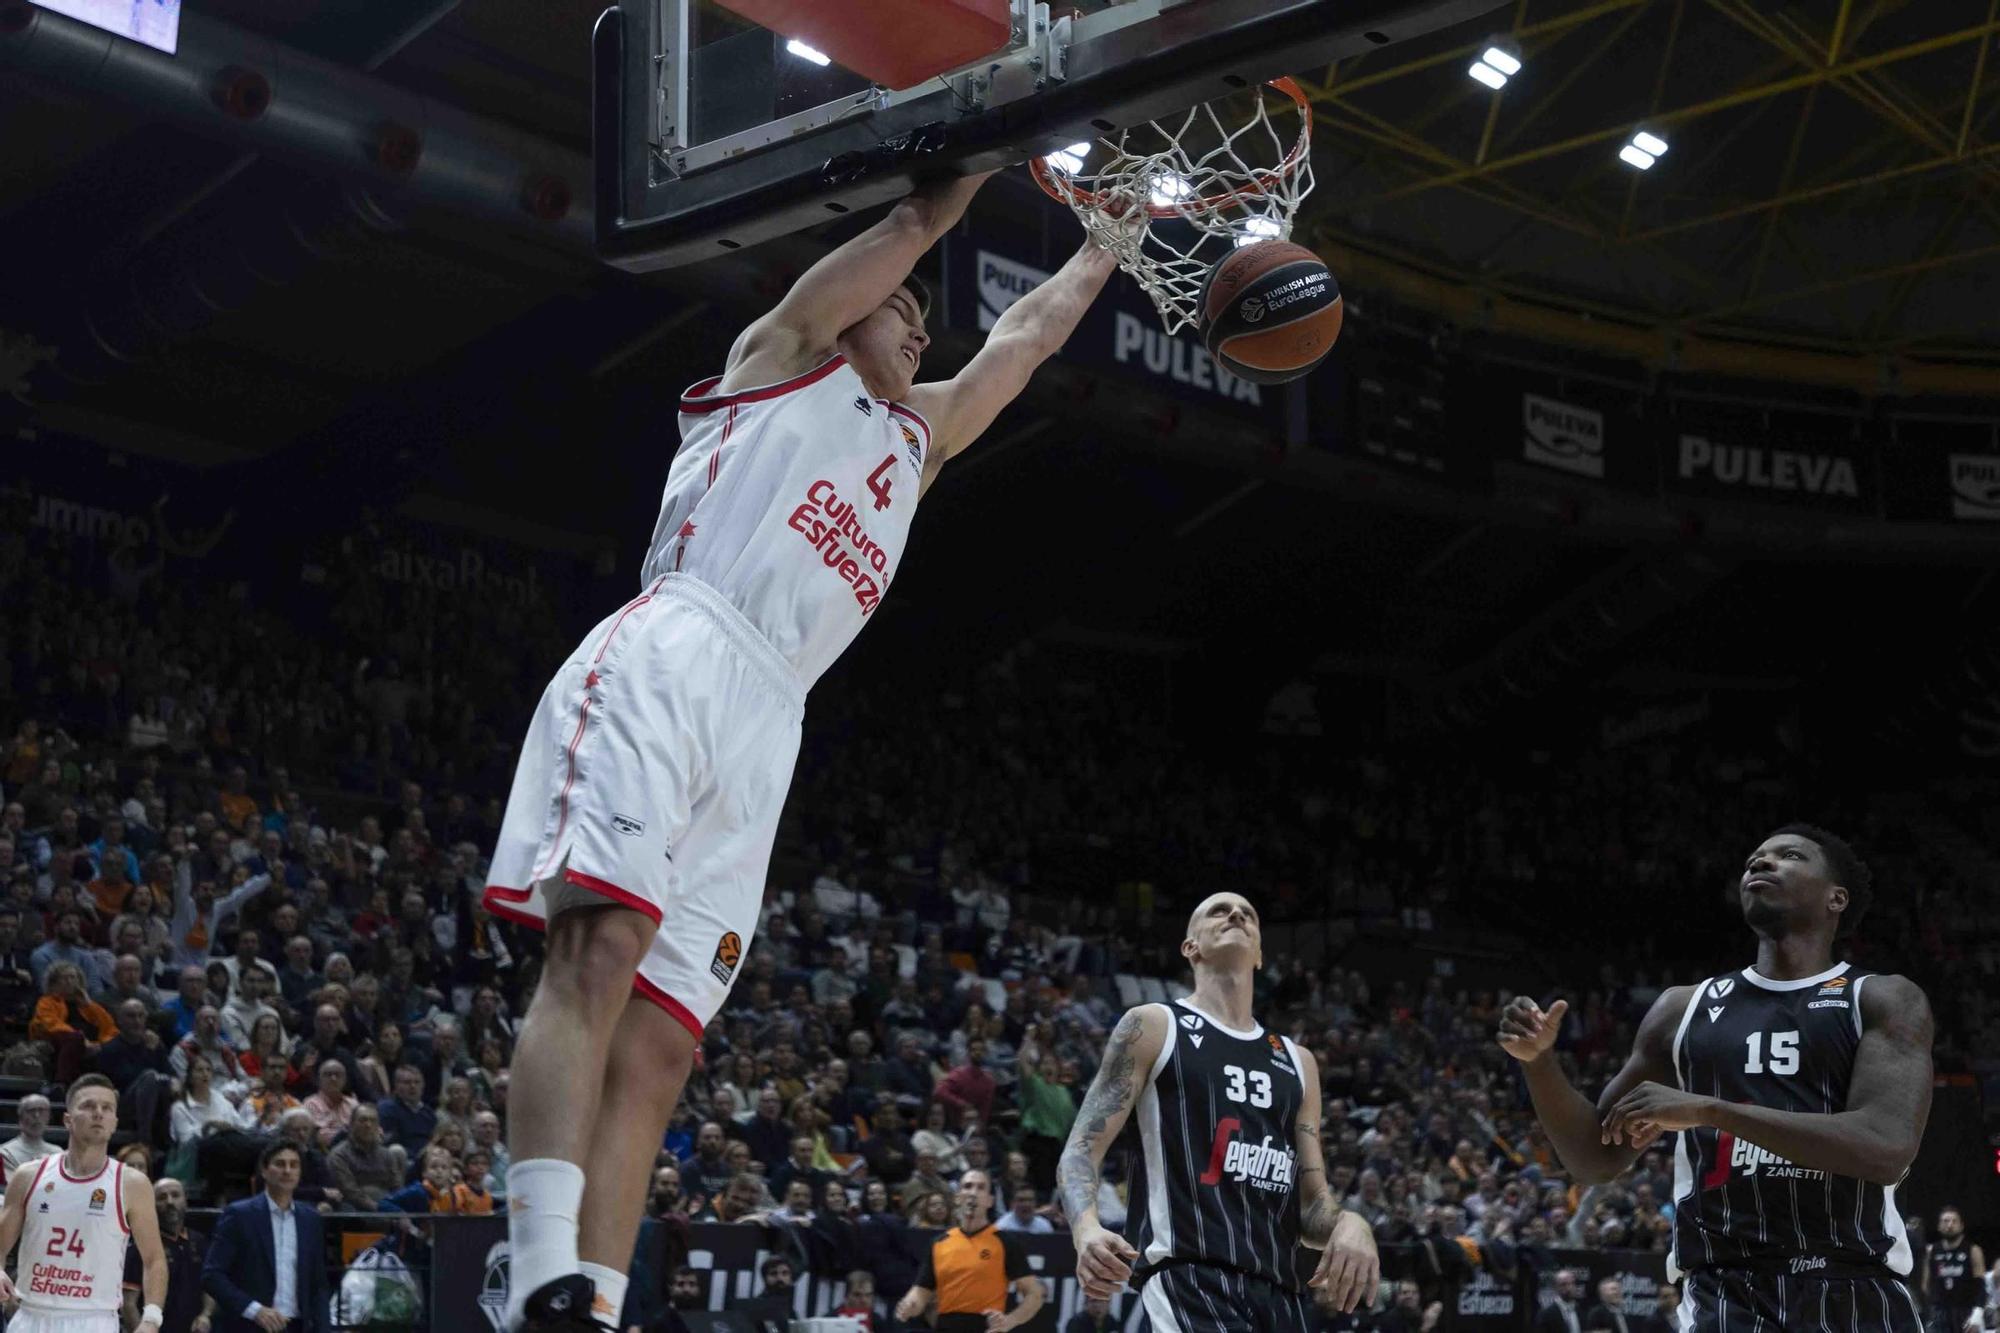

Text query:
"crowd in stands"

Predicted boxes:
[[1, 509, 1996, 1333]]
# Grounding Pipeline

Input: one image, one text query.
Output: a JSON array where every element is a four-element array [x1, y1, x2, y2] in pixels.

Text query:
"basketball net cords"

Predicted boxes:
[[1043, 88, 1314, 336]]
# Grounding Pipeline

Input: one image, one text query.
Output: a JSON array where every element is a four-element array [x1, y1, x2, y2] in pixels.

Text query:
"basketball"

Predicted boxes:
[[1196, 240, 1343, 384]]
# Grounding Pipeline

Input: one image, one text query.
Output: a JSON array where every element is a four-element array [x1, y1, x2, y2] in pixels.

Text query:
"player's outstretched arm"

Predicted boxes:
[[1057, 1004, 1165, 1299], [124, 1171, 169, 1333], [906, 239, 1120, 485], [1497, 988, 1686, 1186], [1293, 1046, 1377, 1313], [1601, 974, 1934, 1186], [731, 173, 995, 377]]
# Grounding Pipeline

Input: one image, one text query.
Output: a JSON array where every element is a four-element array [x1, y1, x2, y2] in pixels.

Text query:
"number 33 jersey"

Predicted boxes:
[[16, 1155, 130, 1315], [1126, 1000, 1307, 1290], [1668, 962, 1913, 1278], [648, 356, 932, 689]]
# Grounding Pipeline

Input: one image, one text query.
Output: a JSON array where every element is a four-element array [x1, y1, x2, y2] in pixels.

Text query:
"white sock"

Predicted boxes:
[[580, 1262, 628, 1330], [505, 1159, 586, 1329]]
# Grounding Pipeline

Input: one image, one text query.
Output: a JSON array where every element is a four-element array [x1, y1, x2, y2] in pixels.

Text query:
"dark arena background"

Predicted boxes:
[[2, 1, 1999, 1331]]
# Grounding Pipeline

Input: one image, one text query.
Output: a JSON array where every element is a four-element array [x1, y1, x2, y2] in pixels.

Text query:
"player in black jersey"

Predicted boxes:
[[1055, 892, 1379, 1333], [1921, 1207, 1986, 1333], [1498, 824, 1935, 1333]]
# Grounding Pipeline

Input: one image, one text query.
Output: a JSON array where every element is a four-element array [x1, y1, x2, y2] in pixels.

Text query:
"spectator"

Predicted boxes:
[[171, 1007, 245, 1093], [327, 1103, 401, 1210], [1015, 1024, 1076, 1188], [696, 1171, 770, 1224], [683, 1121, 734, 1208], [1064, 1294, 1119, 1333], [238, 1060, 301, 1134], [994, 1185, 1052, 1235], [220, 966, 284, 1052], [730, 1255, 798, 1333], [375, 1063, 437, 1159], [835, 1270, 878, 1333], [352, 1022, 403, 1101], [909, 1192, 953, 1227], [1633, 1284, 1677, 1333], [470, 1110, 508, 1198], [883, 1033, 935, 1105], [858, 1102, 915, 1187], [0, 907, 39, 1032], [1376, 1280, 1443, 1333], [238, 1015, 302, 1095], [290, 1004, 361, 1096], [741, 1087, 793, 1168], [274, 937, 322, 1025], [96, 996, 172, 1090], [30, 959, 117, 1086], [415, 1017, 470, 1104], [299, 1059, 356, 1149], [160, 967, 209, 1042], [768, 1134, 827, 1204], [123, 1176, 215, 1333], [911, 1102, 968, 1175], [1535, 1270, 1586, 1333], [384, 1144, 494, 1217], [1585, 1277, 1632, 1333], [203, 1140, 330, 1333], [95, 953, 160, 1015], [30, 909, 110, 992], [272, 1109, 342, 1208], [0, 1093, 60, 1172], [434, 1074, 477, 1140]]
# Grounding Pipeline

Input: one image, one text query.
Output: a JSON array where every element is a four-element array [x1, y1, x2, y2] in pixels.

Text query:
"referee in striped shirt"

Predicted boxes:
[[894, 1171, 1045, 1333]]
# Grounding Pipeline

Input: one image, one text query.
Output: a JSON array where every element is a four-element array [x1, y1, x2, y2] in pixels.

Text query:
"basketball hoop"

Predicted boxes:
[[1030, 77, 1315, 335]]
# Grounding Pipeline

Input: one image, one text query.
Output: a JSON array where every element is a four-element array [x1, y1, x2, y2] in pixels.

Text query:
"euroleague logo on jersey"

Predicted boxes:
[[1197, 1116, 1296, 1193]]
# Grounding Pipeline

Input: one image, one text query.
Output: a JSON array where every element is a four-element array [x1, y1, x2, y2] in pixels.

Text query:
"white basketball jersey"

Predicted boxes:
[[16, 1155, 129, 1314], [644, 355, 930, 688]]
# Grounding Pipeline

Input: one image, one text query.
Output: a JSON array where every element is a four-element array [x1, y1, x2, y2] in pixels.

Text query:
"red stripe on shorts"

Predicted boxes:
[[633, 973, 704, 1039]]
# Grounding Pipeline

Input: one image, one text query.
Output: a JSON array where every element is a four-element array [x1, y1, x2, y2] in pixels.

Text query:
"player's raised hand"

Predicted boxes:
[[1071, 1220, 1139, 1300], [1308, 1211, 1380, 1313], [1496, 996, 1567, 1063]]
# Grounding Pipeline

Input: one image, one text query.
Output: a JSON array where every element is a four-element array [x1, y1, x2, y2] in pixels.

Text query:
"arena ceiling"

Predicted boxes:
[[1295, 0, 2000, 360]]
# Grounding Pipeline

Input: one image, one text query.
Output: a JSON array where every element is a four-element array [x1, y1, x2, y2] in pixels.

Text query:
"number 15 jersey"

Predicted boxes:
[[1667, 961, 1913, 1279], [1126, 1000, 1307, 1291]]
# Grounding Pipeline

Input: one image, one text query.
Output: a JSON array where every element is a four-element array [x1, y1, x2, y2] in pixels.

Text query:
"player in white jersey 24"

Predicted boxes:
[[485, 167, 1126, 1333], [0, 1074, 168, 1333]]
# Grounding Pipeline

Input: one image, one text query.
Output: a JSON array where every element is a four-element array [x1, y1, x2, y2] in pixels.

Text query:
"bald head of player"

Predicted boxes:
[[835, 278, 931, 401], [1739, 823, 1873, 943], [1181, 892, 1262, 974]]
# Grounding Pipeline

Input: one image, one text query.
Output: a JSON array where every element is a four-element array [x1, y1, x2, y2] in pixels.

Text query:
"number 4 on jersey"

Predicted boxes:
[[867, 455, 897, 511]]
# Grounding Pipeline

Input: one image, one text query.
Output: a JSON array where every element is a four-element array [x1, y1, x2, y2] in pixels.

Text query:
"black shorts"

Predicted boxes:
[[1138, 1264, 1312, 1333], [1681, 1267, 1925, 1332]]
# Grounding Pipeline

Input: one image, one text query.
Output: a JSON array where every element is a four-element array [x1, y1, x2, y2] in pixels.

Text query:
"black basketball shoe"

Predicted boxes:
[[516, 1274, 601, 1333]]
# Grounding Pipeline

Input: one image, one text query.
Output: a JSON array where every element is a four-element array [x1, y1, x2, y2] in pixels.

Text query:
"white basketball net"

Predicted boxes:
[[1033, 80, 1315, 336]]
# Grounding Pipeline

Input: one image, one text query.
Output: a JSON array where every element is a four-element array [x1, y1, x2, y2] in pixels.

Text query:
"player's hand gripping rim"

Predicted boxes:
[[1309, 1211, 1379, 1314], [1073, 1222, 1139, 1300]]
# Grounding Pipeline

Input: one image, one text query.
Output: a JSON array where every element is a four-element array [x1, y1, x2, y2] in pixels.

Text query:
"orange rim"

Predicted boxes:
[[1029, 77, 1311, 219]]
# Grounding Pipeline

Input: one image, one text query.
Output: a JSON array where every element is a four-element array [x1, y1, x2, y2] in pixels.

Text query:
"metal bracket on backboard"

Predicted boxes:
[[598, 0, 1511, 271]]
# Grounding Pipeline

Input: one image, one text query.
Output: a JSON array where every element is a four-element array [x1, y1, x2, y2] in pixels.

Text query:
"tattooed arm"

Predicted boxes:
[[1292, 1045, 1340, 1249], [1293, 1045, 1378, 1313], [1059, 1005, 1166, 1300]]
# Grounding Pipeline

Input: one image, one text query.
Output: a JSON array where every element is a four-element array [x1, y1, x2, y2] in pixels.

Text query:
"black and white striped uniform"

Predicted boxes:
[[1666, 961, 1923, 1333], [1125, 1000, 1312, 1333]]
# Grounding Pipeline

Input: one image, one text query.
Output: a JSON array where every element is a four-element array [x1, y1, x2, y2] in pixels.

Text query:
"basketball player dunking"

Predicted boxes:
[[0, 1075, 168, 1333], [1499, 824, 1935, 1333], [483, 170, 1126, 1333], [1057, 892, 1380, 1333]]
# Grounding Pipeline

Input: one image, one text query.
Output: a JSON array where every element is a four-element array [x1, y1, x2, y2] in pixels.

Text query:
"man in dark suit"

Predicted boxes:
[[1584, 1277, 1632, 1333], [1534, 1269, 1586, 1333], [203, 1140, 332, 1333]]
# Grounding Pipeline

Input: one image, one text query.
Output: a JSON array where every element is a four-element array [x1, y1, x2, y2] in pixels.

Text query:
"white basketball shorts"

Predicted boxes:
[[483, 573, 805, 1037], [7, 1308, 120, 1333]]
